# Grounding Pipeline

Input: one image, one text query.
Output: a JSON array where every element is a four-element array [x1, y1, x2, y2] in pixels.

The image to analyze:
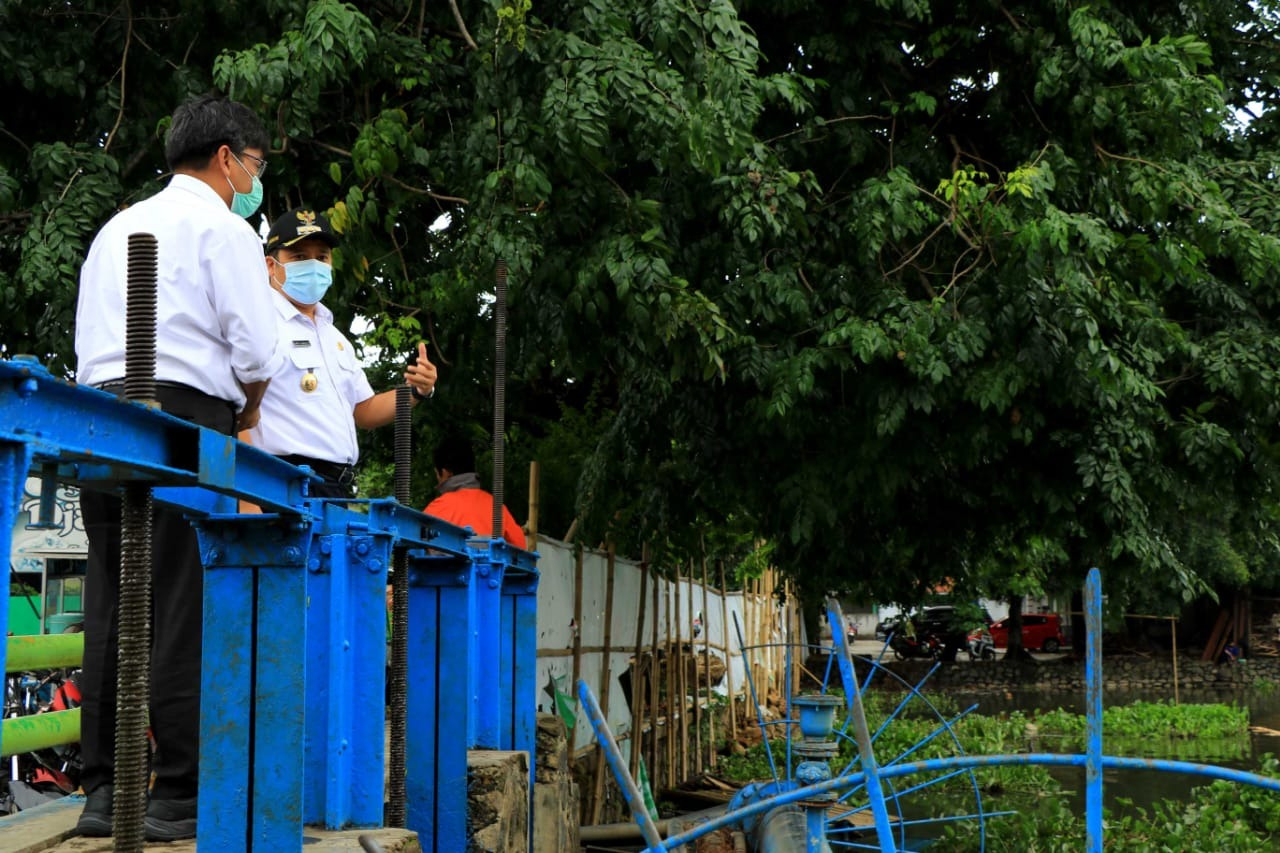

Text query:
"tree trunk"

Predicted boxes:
[[1006, 595, 1033, 661]]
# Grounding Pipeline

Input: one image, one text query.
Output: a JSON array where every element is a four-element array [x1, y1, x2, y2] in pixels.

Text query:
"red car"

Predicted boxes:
[[988, 614, 1066, 652]]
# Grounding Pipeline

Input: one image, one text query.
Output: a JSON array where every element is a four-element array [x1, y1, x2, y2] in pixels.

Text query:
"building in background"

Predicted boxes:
[[8, 477, 87, 635]]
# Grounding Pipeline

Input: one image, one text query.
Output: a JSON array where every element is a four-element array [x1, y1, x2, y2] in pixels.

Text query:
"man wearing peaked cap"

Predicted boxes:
[[240, 205, 439, 499]]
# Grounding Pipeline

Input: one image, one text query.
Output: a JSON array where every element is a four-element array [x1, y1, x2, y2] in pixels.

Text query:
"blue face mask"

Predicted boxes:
[[278, 258, 333, 305], [227, 155, 264, 219]]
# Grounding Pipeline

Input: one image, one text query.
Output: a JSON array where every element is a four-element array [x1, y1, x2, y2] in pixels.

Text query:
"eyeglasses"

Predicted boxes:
[[236, 151, 269, 179]]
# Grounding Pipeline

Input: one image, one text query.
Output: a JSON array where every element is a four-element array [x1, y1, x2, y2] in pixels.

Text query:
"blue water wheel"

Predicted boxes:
[[717, 599, 1000, 852]]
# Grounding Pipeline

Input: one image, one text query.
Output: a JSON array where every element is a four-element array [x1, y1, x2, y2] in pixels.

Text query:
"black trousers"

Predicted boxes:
[[79, 384, 235, 800]]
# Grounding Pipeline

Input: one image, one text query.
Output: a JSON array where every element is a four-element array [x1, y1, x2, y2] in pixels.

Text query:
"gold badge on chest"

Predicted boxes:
[[301, 371, 319, 393]]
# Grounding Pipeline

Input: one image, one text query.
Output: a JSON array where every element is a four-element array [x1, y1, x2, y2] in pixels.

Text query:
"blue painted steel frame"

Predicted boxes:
[[0, 358, 541, 851], [0, 438, 35, 759]]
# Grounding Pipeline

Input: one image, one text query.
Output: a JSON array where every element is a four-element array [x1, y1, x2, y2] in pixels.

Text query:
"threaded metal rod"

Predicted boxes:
[[386, 385, 412, 826], [115, 230, 158, 853], [491, 260, 507, 540], [114, 485, 152, 852], [123, 234, 158, 404]]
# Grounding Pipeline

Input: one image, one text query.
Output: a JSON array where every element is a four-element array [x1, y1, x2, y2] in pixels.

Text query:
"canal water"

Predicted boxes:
[[964, 686, 1280, 813]]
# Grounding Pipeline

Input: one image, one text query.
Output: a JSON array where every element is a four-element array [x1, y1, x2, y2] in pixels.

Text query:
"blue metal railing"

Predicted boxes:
[[0, 356, 539, 851]]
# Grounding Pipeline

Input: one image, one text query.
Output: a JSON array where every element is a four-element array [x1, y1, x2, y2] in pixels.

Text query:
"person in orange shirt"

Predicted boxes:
[[424, 433, 527, 549]]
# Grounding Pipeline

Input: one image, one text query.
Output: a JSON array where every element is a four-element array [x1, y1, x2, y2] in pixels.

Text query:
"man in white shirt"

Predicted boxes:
[[73, 94, 284, 841], [242, 206, 437, 498]]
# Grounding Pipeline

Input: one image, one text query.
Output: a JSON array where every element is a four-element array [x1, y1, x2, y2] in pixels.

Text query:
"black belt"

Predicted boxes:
[[95, 381, 236, 416], [280, 454, 357, 487]]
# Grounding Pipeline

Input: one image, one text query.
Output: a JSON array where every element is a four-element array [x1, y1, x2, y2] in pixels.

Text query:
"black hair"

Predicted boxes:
[[433, 433, 477, 476], [164, 94, 269, 171]]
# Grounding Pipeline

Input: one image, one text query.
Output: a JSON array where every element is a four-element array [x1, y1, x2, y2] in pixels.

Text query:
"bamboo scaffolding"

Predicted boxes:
[[701, 550, 714, 769], [649, 564, 660, 789], [670, 578, 680, 783], [783, 578, 793, 696], [571, 545, 584, 746], [764, 570, 775, 700], [690, 564, 702, 777], [590, 541, 617, 824], [720, 561, 737, 743], [676, 573, 688, 783], [629, 544, 650, 780], [742, 576, 753, 713], [526, 461, 539, 551]]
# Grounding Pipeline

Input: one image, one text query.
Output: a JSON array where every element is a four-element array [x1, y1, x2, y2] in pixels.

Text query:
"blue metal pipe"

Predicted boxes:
[[1085, 568, 1103, 853], [827, 602, 896, 853], [655, 753, 1280, 852], [577, 680, 665, 850]]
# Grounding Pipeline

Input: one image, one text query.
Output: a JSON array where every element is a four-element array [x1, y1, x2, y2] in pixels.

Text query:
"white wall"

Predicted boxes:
[[534, 537, 775, 753]]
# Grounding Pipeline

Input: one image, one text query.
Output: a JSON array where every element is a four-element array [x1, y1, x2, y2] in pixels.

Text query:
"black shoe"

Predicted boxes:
[[144, 796, 197, 842], [75, 785, 114, 837]]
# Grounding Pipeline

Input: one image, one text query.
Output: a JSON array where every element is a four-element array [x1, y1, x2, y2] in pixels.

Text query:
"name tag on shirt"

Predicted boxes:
[[291, 340, 311, 349]]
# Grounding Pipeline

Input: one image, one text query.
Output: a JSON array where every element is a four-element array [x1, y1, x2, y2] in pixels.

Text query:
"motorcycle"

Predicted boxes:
[[888, 630, 941, 660], [966, 630, 996, 661], [3, 668, 83, 815]]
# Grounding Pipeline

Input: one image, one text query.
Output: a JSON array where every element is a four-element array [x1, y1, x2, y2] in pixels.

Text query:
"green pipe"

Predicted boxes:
[[5, 633, 84, 672], [1, 709, 80, 756]]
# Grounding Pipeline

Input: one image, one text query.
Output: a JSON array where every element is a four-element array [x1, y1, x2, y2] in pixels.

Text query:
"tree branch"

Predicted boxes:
[[304, 140, 470, 204], [385, 174, 470, 205], [103, 0, 133, 153], [448, 0, 478, 50], [0, 126, 30, 156]]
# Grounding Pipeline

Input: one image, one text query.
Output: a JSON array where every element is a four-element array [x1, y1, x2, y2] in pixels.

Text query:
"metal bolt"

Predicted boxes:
[[343, 640, 350, 650], [17, 378, 38, 397], [320, 539, 333, 555], [355, 540, 370, 556], [456, 573, 467, 585], [488, 578, 499, 589], [284, 546, 302, 563], [205, 549, 220, 564], [308, 558, 322, 573], [368, 559, 383, 573], [477, 565, 490, 577]]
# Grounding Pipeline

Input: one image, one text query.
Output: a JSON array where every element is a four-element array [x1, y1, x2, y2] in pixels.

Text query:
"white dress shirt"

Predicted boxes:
[[75, 174, 284, 409], [246, 291, 375, 465]]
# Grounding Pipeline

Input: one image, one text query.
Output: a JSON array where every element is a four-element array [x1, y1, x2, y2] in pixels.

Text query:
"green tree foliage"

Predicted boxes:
[[4, 1, 1280, 612]]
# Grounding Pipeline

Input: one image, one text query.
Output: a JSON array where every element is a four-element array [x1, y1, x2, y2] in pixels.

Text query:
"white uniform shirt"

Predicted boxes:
[[246, 291, 375, 465], [75, 175, 284, 408]]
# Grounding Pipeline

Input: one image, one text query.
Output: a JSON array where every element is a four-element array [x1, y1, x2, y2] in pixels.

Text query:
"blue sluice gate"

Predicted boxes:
[[0, 356, 539, 851]]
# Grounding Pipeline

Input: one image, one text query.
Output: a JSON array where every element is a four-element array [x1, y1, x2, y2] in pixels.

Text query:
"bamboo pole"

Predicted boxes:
[[701, 550, 714, 769], [665, 579, 675, 789], [750, 576, 762, 709], [526, 460, 540, 551], [571, 545, 584, 745], [742, 576, 753, 714], [590, 541, 617, 824], [780, 577, 789, 727], [789, 581, 800, 699], [765, 569, 776, 701], [721, 561, 737, 743], [690, 563, 703, 777], [630, 544, 650, 780], [676, 572, 688, 783], [649, 562, 660, 790]]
